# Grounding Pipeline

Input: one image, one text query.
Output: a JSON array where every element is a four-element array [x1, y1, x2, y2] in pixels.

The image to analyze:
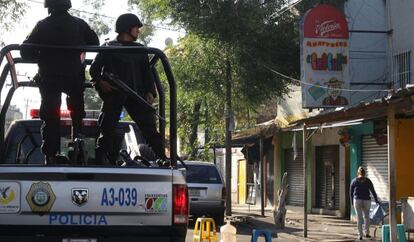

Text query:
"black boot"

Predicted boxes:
[[46, 154, 70, 165], [95, 148, 112, 166]]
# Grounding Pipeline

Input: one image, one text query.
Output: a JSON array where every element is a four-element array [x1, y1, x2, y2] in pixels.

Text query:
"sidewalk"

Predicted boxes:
[[231, 204, 382, 241]]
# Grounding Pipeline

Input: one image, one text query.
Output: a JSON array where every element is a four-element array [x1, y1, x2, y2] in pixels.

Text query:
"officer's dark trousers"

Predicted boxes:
[[96, 91, 164, 164], [38, 81, 85, 158]]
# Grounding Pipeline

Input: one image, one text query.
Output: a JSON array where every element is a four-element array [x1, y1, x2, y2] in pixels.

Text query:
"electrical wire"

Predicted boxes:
[[241, 48, 391, 93], [25, 0, 184, 33], [262, 64, 392, 92], [268, 0, 304, 19]]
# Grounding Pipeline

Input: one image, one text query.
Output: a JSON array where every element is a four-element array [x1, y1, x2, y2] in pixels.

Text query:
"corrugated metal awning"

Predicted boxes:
[[291, 86, 414, 126]]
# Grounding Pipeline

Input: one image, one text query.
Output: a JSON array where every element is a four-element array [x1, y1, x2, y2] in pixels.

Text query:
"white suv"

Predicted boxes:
[[181, 161, 226, 225]]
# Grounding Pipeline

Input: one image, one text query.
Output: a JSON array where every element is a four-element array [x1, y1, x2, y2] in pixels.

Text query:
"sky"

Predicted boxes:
[[1, 0, 182, 118]]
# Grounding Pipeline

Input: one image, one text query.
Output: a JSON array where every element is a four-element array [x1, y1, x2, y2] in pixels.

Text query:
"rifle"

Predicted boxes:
[[103, 72, 165, 121]]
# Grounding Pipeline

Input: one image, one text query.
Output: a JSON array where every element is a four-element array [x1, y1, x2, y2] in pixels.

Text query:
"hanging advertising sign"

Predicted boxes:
[[300, 4, 350, 108]]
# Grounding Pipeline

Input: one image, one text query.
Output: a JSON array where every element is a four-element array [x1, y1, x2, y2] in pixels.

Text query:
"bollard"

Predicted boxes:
[[382, 224, 407, 242], [193, 217, 218, 242], [250, 229, 274, 242]]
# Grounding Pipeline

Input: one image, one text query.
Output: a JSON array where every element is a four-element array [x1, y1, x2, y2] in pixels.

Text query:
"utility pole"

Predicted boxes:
[[303, 123, 308, 238], [260, 137, 265, 216], [388, 103, 397, 242], [225, 59, 232, 217], [24, 98, 35, 119], [213, 130, 218, 165], [385, 0, 397, 240]]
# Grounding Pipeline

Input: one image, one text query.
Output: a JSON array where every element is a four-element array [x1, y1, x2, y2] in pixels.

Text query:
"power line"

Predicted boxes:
[[268, 0, 304, 19], [262, 64, 391, 92], [241, 49, 391, 93], [26, 0, 184, 33]]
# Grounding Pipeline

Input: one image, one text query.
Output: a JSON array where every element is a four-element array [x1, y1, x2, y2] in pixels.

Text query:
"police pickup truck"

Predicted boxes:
[[0, 44, 188, 242]]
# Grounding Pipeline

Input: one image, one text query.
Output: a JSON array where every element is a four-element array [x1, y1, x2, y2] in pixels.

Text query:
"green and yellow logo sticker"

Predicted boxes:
[[145, 194, 168, 213], [0, 182, 20, 213]]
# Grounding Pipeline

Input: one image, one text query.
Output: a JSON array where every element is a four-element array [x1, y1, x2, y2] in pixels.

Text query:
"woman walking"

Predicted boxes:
[[350, 166, 380, 240]]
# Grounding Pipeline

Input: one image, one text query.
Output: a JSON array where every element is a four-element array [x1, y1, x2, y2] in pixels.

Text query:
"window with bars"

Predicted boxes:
[[392, 51, 411, 88]]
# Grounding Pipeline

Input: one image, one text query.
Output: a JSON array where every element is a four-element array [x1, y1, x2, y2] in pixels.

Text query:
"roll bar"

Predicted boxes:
[[0, 44, 177, 166]]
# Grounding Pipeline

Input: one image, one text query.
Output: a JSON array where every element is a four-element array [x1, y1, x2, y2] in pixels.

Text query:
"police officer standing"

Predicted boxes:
[[90, 13, 165, 165], [20, 0, 99, 164]]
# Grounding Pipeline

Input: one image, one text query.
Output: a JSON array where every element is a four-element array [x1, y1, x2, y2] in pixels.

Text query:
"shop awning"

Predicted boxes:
[[291, 85, 414, 126]]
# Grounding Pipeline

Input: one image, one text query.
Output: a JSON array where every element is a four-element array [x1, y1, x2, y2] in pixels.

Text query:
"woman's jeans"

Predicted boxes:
[[354, 199, 371, 236]]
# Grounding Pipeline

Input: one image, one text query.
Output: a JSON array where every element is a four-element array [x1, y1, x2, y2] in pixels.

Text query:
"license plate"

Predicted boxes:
[[62, 239, 97, 242], [189, 189, 200, 197]]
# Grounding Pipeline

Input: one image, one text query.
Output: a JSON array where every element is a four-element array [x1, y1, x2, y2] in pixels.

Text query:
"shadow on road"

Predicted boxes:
[[233, 216, 301, 237]]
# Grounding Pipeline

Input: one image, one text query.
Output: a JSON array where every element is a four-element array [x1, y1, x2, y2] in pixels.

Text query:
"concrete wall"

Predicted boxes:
[[390, 0, 414, 88], [345, 0, 388, 105], [348, 122, 373, 221], [216, 147, 244, 204], [311, 127, 347, 216], [395, 120, 414, 200]]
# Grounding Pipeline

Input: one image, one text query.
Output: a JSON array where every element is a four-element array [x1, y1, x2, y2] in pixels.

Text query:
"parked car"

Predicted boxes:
[[180, 161, 226, 225]]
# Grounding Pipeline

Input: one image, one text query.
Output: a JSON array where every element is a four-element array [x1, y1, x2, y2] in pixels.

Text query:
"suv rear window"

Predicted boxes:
[[185, 164, 222, 184]]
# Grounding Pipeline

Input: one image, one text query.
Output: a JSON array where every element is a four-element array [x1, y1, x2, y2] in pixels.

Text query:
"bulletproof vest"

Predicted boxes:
[[104, 41, 148, 94], [35, 12, 87, 83]]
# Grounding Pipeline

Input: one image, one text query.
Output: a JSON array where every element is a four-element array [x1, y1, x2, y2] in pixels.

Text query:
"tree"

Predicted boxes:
[[130, 0, 342, 158], [130, 0, 298, 158], [0, 0, 26, 45]]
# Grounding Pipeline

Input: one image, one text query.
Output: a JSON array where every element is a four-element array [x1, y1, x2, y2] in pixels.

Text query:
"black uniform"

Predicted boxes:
[[90, 39, 164, 164], [20, 10, 99, 159]]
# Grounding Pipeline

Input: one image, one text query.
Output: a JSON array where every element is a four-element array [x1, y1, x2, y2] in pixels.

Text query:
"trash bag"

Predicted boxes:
[[369, 203, 384, 225]]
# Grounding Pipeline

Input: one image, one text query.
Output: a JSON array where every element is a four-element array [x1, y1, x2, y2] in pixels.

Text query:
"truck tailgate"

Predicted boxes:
[[0, 167, 174, 226]]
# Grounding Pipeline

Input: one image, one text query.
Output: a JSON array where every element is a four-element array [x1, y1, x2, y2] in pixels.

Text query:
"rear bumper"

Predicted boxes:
[[0, 225, 187, 242], [189, 202, 225, 217]]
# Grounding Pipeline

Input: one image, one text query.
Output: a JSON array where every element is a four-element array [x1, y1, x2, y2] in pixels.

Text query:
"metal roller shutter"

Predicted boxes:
[[362, 136, 389, 201], [315, 145, 340, 210], [285, 148, 304, 206]]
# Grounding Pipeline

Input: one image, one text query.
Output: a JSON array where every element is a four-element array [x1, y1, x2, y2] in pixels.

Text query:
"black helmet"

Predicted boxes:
[[44, 0, 71, 9], [115, 13, 143, 34]]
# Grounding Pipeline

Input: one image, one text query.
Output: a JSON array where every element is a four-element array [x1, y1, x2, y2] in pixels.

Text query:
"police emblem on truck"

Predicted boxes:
[[26, 182, 56, 213], [72, 188, 89, 206]]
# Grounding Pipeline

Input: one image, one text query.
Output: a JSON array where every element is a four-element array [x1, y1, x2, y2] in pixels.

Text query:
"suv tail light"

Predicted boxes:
[[222, 187, 226, 200], [173, 184, 188, 225]]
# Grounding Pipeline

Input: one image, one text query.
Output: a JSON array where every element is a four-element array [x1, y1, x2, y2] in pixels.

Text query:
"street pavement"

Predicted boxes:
[[186, 204, 387, 242]]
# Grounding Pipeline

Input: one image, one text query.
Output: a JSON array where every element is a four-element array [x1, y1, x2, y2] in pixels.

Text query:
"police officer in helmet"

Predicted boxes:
[[20, 0, 99, 164], [90, 13, 166, 165], [44, 0, 71, 12]]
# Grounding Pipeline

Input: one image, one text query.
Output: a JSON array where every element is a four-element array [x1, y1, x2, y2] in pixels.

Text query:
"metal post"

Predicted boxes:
[[387, 103, 397, 242], [303, 124, 308, 238], [260, 137, 265, 217], [213, 130, 218, 165], [213, 142, 217, 165], [225, 60, 232, 217]]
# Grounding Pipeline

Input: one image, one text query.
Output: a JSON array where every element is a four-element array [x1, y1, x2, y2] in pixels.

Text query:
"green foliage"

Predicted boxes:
[[84, 87, 102, 110], [70, 0, 110, 38], [0, 0, 26, 45], [130, 0, 344, 158], [83, 71, 102, 110]]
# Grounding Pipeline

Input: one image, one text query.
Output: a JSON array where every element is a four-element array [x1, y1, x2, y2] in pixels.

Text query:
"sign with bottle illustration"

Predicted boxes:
[[300, 4, 350, 108]]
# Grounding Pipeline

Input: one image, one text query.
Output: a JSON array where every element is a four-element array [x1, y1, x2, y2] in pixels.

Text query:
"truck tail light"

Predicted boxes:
[[173, 184, 188, 225], [222, 187, 226, 200], [29, 109, 71, 119], [30, 109, 40, 118]]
